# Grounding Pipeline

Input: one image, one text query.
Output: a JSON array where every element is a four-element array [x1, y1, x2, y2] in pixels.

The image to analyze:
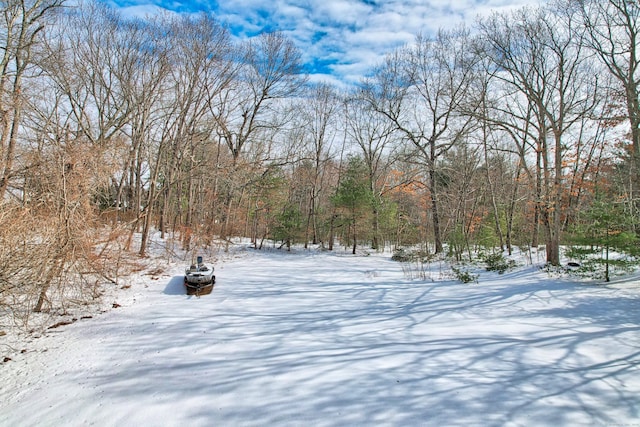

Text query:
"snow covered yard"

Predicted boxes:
[[1, 247, 639, 426]]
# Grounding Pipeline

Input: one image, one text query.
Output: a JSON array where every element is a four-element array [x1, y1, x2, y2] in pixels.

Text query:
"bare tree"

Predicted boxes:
[[207, 31, 307, 241], [43, 2, 133, 147], [578, 0, 640, 226], [42, 1, 139, 224], [294, 83, 339, 247], [143, 13, 234, 255], [362, 28, 480, 253], [0, 0, 63, 197], [478, 4, 601, 265], [465, 36, 535, 255], [345, 91, 397, 250]]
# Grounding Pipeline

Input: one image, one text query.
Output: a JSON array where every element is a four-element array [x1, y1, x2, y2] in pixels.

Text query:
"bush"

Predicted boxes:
[[451, 265, 478, 284], [391, 248, 432, 263], [392, 248, 411, 262], [481, 252, 516, 274], [564, 257, 636, 281]]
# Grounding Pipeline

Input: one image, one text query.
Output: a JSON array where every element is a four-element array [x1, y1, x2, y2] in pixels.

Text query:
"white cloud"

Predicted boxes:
[[108, 2, 171, 19], [108, 0, 548, 85], [313, 0, 372, 25]]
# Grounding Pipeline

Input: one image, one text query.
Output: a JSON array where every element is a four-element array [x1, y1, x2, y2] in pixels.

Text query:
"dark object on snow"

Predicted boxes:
[[184, 256, 216, 296], [567, 262, 581, 268]]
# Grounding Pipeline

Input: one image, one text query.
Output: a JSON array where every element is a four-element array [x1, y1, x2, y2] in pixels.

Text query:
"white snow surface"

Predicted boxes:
[[1, 242, 640, 427]]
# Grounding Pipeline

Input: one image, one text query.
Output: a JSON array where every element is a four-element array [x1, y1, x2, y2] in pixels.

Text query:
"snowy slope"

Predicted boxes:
[[1, 246, 639, 426]]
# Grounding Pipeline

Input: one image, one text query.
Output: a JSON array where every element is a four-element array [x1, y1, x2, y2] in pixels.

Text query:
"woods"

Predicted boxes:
[[1, 0, 639, 325]]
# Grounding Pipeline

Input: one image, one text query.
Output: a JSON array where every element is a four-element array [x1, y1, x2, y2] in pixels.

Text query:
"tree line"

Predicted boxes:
[[1, 0, 639, 322]]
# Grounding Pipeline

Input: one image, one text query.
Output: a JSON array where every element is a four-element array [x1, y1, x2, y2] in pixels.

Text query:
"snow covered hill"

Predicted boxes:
[[1, 245, 639, 426]]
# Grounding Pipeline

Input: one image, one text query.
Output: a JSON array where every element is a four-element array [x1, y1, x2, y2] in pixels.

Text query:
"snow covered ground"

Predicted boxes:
[[1, 243, 639, 426]]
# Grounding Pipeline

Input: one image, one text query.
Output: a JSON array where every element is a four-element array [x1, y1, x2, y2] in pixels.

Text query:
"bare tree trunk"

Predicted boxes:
[[483, 135, 505, 251], [428, 168, 444, 254], [352, 217, 357, 254], [0, 0, 63, 196]]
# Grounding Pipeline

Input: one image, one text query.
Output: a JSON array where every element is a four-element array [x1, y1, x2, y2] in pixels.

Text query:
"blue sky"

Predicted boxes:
[[110, 0, 545, 87]]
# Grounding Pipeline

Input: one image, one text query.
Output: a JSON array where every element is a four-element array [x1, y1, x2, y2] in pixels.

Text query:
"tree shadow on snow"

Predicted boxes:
[[62, 254, 640, 427], [163, 275, 186, 295]]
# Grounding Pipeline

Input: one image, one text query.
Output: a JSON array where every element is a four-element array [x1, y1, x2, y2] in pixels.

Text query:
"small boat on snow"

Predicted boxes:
[[184, 256, 216, 296]]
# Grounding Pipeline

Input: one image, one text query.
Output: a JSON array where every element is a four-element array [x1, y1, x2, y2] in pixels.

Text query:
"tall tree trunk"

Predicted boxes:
[[429, 168, 444, 254], [0, 74, 23, 197]]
